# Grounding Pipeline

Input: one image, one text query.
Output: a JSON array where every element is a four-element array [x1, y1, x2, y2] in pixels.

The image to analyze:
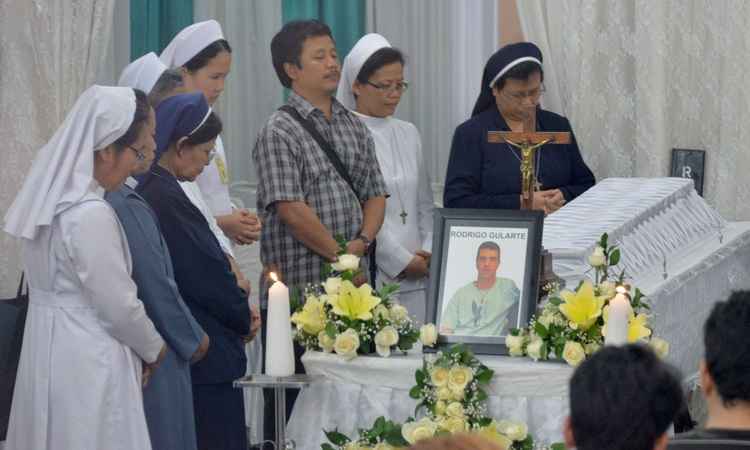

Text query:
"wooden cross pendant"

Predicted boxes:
[[400, 210, 408, 224]]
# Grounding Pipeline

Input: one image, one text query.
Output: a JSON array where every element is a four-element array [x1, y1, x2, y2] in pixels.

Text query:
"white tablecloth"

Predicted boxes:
[[287, 351, 573, 449]]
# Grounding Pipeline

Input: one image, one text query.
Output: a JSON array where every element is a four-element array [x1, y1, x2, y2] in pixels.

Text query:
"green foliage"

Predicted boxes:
[[290, 286, 303, 312], [409, 385, 422, 399], [323, 430, 351, 446], [377, 283, 401, 301]]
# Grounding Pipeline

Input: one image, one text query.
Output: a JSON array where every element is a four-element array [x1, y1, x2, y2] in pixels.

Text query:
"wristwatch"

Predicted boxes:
[[355, 234, 371, 253]]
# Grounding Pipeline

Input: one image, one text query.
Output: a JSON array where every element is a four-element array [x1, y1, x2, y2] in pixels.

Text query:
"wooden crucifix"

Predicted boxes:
[[488, 130, 571, 210]]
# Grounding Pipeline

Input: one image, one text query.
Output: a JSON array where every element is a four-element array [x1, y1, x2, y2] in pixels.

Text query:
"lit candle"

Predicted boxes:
[[605, 286, 632, 346], [264, 272, 295, 377]]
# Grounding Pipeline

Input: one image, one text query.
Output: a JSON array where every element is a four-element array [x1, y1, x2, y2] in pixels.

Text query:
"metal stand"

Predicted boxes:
[[233, 374, 319, 450]]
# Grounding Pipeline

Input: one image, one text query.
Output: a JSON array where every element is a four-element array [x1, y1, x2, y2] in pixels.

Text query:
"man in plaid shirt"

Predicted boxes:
[[254, 19, 388, 304]]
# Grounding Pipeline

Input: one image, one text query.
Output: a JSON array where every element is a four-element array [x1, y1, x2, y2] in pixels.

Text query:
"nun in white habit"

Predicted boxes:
[[3, 85, 166, 450], [337, 34, 435, 322]]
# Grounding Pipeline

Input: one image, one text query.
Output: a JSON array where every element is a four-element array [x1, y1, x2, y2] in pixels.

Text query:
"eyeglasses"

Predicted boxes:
[[501, 85, 546, 102], [126, 145, 146, 162], [366, 80, 410, 93]]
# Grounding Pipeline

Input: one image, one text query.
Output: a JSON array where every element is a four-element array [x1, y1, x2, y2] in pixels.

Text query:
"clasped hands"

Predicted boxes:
[[218, 208, 262, 245], [531, 189, 566, 215]]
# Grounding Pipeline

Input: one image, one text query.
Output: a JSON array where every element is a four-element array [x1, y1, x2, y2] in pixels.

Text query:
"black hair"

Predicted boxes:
[[271, 20, 334, 88], [183, 39, 232, 72], [476, 241, 500, 259], [114, 88, 151, 151], [704, 290, 750, 407], [183, 111, 222, 147], [493, 60, 544, 90], [355, 47, 405, 84], [148, 69, 184, 107], [569, 344, 684, 450]]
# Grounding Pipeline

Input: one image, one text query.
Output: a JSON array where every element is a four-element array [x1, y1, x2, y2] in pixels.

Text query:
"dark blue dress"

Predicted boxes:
[[106, 183, 205, 450], [444, 107, 595, 209], [137, 166, 252, 450]]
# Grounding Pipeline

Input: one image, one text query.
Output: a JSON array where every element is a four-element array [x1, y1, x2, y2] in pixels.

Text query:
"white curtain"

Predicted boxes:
[[366, 0, 500, 204], [194, 0, 283, 211], [0, 0, 116, 297], [517, 0, 750, 221]]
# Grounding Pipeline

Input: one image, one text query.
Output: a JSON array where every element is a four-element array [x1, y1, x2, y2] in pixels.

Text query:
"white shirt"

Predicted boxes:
[[355, 113, 434, 293], [5, 184, 163, 450], [179, 179, 235, 258], [196, 135, 234, 216]]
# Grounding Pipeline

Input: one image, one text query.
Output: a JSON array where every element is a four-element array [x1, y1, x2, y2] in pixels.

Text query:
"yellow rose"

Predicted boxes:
[[438, 416, 468, 434], [401, 418, 437, 444], [496, 420, 528, 441], [328, 280, 381, 321], [419, 324, 438, 347], [290, 295, 327, 335], [505, 334, 526, 356], [373, 443, 394, 450], [331, 254, 360, 272], [649, 337, 670, 359], [430, 367, 449, 387], [374, 326, 399, 357], [436, 386, 452, 400], [447, 366, 473, 391], [562, 341, 586, 367], [343, 443, 361, 450], [445, 402, 464, 418], [318, 331, 335, 353], [434, 400, 447, 416], [389, 304, 410, 324], [476, 426, 513, 450], [324, 277, 343, 295], [334, 329, 360, 360]]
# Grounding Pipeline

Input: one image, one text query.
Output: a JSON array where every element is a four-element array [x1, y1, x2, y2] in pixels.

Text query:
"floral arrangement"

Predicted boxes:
[[506, 233, 670, 367], [321, 345, 560, 450], [290, 249, 437, 360]]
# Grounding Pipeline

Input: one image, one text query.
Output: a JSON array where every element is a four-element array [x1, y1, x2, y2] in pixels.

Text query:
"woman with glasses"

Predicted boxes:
[[337, 33, 434, 322], [444, 42, 594, 214], [138, 92, 259, 450]]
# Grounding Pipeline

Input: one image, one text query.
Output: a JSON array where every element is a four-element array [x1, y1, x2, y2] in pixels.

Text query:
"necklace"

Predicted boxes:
[[385, 124, 410, 225], [506, 143, 544, 191]]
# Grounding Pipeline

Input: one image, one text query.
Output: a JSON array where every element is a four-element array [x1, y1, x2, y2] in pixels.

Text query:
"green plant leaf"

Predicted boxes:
[[324, 430, 351, 446], [415, 368, 426, 385], [475, 366, 494, 384], [477, 417, 493, 427], [409, 385, 422, 399], [325, 322, 337, 339], [321, 443, 336, 450], [600, 232, 609, 249], [548, 296, 562, 306], [377, 283, 401, 300], [534, 322, 549, 338], [609, 248, 621, 266], [550, 443, 567, 450]]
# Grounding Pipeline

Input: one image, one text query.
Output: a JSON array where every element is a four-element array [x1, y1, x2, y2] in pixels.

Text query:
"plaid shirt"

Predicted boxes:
[[253, 91, 388, 304]]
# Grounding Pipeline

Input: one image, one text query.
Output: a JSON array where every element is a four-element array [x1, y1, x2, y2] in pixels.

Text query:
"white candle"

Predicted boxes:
[[264, 273, 295, 376], [605, 286, 632, 346]]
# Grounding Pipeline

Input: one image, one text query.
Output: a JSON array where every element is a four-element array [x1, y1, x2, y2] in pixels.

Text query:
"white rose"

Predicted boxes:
[[649, 337, 670, 359], [445, 402, 465, 418], [505, 334, 526, 356], [584, 341, 601, 355], [449, 386, 465, 401], [324, 277, 342, 295], [537, 311, 554, 329], [373, 443, 394, 450], [598, 280, 617, 299], [526, 338, 546, 361], [434, 400, 447, 416], [438, 416, 468, 434], [318, 331, 335, 353], [436, 386, 452, 400], [562, 341, 586, 367], [389, 304, 410, 324], [588, 246, 607, 267], [419, 323, 438, 347], [374, 326, 399, 357], [331, 254, 360, 272], [373, 304, 390, 321], [334, 329, 360, 360], [343, 442, 361, 450], [496, 420, 528, 441], [401, 418, 437, 444]]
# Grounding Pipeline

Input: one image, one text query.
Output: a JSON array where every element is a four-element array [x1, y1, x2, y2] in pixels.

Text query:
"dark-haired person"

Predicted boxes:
[[440, 241, 519, 337], [161, 19, 262, 248], [3, 86, 166, 450], [138, 92, 258, 450], [111, 66, 210, 450], [336, 33, 434, 323], [444, 42, 594, 214], [564, 344, 684, 450], [670, 291, 750, 447]]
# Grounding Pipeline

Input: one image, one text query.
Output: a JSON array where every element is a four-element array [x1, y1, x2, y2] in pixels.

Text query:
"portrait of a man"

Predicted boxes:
[[440, 241, 520, 337]]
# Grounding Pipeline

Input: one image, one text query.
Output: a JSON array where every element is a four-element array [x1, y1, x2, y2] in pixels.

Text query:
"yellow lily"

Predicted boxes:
[[327, 280, 381, 321], [602, 307, 652, 342], [559, 281, 606, 330], [290, 296, 327, 335]]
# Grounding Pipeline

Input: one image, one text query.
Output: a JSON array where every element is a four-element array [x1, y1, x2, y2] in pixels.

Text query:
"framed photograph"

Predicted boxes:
[[426, 208, 544, 355], [670, 148, 706, 196]]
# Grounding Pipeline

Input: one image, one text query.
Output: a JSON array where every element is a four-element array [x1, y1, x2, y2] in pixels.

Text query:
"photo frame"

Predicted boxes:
[[670, 148, 706, 196], [426, 208, 544, 355]]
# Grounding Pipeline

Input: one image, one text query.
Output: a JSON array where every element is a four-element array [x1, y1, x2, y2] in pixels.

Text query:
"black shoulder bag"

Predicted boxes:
[[0, 273, 29, 440], [279, 105, 378, 284]]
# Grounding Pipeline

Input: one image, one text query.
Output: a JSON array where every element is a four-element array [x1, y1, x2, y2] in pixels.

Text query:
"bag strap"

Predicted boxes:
[[279, 105, 359, 199]]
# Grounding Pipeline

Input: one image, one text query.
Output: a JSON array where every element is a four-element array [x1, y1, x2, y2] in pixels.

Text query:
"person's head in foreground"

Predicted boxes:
[[700, 290, 750, 429], [409, 433, 505, 450], [271, 19, 339, 96], [152, 91, 222, 182], [565, 344, 684, 450]]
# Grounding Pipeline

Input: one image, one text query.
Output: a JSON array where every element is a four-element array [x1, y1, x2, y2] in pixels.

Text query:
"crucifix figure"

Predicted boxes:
[[487, 130, 571, 210], [399, 209, 408, 225]]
